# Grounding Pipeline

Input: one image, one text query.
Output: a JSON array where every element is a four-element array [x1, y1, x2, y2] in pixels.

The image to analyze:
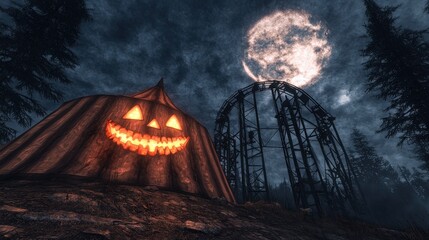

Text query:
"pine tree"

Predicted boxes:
[[414, 141, 429, 171], [350, 128, 398, 184], [349, 129, 429, 227], [410, 169, 429, 200], [362, 0, 429, 146], [399, 166, 429, 201], [0, 0, 90, 144]]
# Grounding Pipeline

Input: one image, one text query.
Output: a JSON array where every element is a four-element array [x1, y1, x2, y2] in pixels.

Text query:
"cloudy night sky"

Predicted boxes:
[[7, 0, 429, 174]]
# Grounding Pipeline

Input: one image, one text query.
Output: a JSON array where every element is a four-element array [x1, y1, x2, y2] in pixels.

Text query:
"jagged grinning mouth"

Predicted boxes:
[[105, 120, 189, 156]]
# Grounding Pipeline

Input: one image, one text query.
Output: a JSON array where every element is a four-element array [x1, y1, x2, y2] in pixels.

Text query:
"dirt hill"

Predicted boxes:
[[0, 179, 426, 239]]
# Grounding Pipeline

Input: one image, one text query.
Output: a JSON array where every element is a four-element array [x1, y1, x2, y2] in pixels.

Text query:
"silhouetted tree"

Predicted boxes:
[[268, 179, 295, 209], [414, 142, 429, 172], [362, 0, 429, 147], [350, 129, 398, 185], [350, 129, 429, 228], [398, 166, 429, 201], [410, 169, 429, 201], [426, 1, 429, 13], [0, 0, 90, 144]]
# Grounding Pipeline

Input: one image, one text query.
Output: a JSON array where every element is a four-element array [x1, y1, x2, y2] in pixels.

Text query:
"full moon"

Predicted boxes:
[[242, 10, 332, 87]]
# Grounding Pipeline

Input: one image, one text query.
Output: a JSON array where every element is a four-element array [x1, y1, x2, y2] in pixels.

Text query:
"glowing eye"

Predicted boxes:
[[166, 114, 182, 130], [147, 119, 160, 129], [123, 105, 143, 120]]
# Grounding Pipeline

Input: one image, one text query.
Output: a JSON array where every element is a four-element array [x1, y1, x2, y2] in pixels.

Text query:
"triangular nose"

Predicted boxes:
[[147, 118, 160, 129]]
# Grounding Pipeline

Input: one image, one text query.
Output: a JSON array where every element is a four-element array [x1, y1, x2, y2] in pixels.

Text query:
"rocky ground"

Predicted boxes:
[[0, 179, 427, 240]]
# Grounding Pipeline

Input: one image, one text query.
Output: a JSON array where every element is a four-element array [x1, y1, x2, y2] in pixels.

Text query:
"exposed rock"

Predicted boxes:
[[184, 220, 222, 234], [0, 205, 28, 213], [0, 225, 22, 238]]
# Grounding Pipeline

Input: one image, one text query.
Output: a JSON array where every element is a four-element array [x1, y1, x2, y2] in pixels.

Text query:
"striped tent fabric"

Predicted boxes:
[[0, 80, 235, 203]]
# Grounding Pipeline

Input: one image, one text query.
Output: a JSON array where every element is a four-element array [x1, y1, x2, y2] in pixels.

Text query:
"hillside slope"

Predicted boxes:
[[0, 180, 426, 239]]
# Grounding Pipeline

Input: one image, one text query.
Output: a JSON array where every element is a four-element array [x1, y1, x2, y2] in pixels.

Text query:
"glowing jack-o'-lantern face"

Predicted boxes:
[[105, 104, 189, 156]]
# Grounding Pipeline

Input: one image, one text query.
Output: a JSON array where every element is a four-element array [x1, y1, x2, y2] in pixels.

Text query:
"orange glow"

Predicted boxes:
[[147, 119, 160, 129], [106, 120, 189, 156], [166, 115, 182, 130], [123, 105, 143, 120]]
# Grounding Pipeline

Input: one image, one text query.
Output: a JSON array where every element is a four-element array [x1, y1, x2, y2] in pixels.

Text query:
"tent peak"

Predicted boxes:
[[130, 79, 178, 110], [157, 78, 164, 89]]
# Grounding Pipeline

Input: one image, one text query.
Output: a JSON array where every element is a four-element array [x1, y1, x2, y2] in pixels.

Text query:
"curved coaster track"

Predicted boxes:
[[214, 80, 364, 217]]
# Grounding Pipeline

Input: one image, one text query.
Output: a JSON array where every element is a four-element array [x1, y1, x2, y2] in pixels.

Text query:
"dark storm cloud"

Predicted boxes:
[[12, 0, 429, 170], [65, 0, 288, 125]]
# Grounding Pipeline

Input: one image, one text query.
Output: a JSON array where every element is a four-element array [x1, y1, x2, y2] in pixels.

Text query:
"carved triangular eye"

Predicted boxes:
[[123, 105, 143, 120], [166, 114, 182, 130], [147, 119, 160, 129]]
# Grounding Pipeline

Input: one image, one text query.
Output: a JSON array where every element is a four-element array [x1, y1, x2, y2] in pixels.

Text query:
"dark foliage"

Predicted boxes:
[[398, 166, 429, 201], [414, 142, 429, 172], [265, 129, 429, 229], [0, 0, 90, 144], [362, 0, 429, 146], [350, 129, 429, 228], [268, 179, 295, 210], [350, 129, 398, 186]]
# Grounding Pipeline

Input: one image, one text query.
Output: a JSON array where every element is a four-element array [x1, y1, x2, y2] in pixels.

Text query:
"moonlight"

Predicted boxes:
[[242, 10, 332, 88]]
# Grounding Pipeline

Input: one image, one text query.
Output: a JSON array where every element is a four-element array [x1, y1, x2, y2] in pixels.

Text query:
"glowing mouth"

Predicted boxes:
[[105, 121, 189, 156]]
